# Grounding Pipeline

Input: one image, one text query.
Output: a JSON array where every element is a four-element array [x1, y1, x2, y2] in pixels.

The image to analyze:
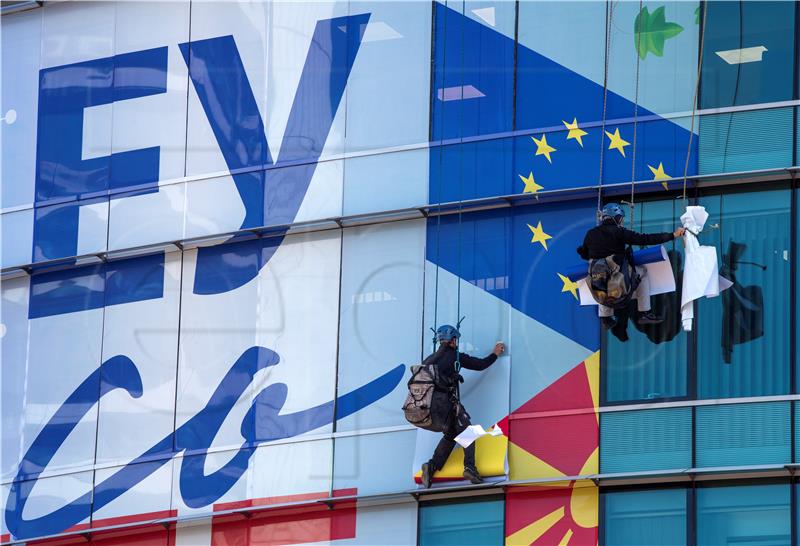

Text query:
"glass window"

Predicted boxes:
[[700, 1, 795, 109], [603, 187, 792, 403], [605, 199, 688, 403], [696, 189, 791, 399], [697, 483, 790, 546], [698, 107, 794, 175], [607, 3, 700, 119], [418, 497, 504, 546], [604, 488, 687, 546], [337, 219, 425, 432], [431, 1, 514, 142], [600, 408, 692, 474], [344, 0, 432, 152], [423, 208, 511, 426]]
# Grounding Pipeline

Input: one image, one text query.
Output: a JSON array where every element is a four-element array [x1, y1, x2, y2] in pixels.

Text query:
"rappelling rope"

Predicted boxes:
[[597, 1, 616, 222], [682, 1, 708, 201]]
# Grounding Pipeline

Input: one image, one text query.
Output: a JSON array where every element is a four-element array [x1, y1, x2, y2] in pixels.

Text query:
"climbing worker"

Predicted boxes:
[[420, 325, 505, 488], [577, 203, 685, 329]]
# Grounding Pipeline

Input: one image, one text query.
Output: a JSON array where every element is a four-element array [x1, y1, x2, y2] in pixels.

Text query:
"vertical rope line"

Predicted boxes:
[[629, 0, 643, 225], [454, 0, 466, 373], [683, 1, 708, 200], [597, 1, 615, 220], [432, 2, 448, 350]]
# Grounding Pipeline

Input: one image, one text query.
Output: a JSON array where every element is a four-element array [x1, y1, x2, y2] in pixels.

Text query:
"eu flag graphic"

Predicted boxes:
[[427, 2, 697, 351]]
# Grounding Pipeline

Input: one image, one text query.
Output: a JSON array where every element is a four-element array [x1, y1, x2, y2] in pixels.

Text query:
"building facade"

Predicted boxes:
[[1, 1, 798, 544]]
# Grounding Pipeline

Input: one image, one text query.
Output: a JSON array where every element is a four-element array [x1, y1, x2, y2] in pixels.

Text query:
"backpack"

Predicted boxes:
[[402, 361, 453, 432], [588, 248, 640, 309]]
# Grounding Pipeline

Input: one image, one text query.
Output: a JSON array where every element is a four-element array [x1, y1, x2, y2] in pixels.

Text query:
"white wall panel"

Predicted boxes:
[[92, 460, 174, 523], [18, 284, 104, 476], [337, 219, 425, 431], [1, 276, 31, 482], [1, 9, 41, 209], [248, 439, 333, 500], [345, 0, 431, 151], [185, 0, 270, 176], [95, 251, 181, 465], [333, 430, 416, 496], [1, 209, 33, 269]]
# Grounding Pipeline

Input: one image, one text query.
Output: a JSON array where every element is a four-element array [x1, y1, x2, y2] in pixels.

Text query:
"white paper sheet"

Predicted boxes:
[[680, 206, 733, 331], [454, 423, 504, 448]]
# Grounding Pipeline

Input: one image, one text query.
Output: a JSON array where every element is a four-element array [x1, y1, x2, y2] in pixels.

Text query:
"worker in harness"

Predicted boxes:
[[577, 203, 685, 329], [420, 325, 505, 488]]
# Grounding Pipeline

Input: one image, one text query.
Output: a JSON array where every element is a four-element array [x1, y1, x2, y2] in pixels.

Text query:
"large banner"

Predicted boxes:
[[2, 1, 701, 543]]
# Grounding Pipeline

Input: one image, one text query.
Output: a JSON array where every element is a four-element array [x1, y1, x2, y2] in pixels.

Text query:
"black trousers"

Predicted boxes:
[[430, 404, 475, 471]]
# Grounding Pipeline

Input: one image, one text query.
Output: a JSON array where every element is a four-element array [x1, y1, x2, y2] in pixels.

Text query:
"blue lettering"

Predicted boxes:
[[30, 13, 371, 317], [5, 347, 404, 539]]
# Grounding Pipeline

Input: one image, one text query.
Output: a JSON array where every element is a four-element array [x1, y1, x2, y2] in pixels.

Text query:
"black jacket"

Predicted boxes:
[[577, 220, 674, 260], [423, 345, 497, 389]]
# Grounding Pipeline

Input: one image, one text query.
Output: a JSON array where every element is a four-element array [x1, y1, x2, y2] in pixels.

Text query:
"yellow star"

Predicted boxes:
[[648, 162, 671, 190], [527, 221, 552, 250], [562, 118, 588, 147], [557, 273, 580, 300], [604, 128, 630, 157], [532, 134, 556, 163], [519, 172, 544, 195]]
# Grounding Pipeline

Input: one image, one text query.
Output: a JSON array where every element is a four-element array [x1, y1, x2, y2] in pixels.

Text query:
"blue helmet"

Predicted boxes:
[[436, 325, 461, 343], [601, 203, 625, 222]]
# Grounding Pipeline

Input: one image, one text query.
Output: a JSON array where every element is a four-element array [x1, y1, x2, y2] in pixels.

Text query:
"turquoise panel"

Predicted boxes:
[[698, 107, 793, 174], [697, 484, 791, 546], [604, 488, 687, 546], [795, 402, 800, 463], [695, 402, 790, 468], [600, 407, 692, 474], [418, 498, 504, 546], [696, 189, 791, 398], [701, 2, 795, 109]]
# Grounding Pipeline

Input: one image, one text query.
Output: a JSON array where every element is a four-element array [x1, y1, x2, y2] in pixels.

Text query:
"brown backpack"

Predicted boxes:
[[588, 249, 640, 309], [402, 363, 450, 432]]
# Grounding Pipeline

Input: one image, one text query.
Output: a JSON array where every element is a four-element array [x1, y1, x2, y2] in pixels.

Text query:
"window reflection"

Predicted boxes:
[[720, 240, 765, 363], [697, 484, 790, 546], [701, 1, 795, 109], [605, 199, 688, 403], [603, 188, 790, 403], [697, 189, 790, 399], [604, 488, 687, 546]]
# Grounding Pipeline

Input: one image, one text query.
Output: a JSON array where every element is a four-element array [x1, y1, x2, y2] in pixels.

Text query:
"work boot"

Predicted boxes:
[[600, 316, 617, 330], [463, 466, 483, 484], [421, 461, 434, 489], [636, 311, 664, 324]]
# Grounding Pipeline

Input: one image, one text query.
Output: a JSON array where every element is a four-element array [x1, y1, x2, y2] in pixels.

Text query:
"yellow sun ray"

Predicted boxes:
[[505, 506, 565, 546]]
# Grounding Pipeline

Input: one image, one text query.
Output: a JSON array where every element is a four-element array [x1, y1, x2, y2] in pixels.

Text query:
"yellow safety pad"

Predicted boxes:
[[415, 433, 508, 482]]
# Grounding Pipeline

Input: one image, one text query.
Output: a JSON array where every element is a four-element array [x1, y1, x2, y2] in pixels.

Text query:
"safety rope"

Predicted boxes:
[[596, 1, 615, 221], [682, 1, 708, 201], [454, 1, 466, 374], [720, 0, 743, 173], [628, 0, 643, 226], [431, 2, 449, 352]]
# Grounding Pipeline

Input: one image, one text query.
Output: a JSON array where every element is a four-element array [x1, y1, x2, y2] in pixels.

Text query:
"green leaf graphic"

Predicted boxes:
[[634, 5, 685, 60], [695, 5, 700, 25]]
